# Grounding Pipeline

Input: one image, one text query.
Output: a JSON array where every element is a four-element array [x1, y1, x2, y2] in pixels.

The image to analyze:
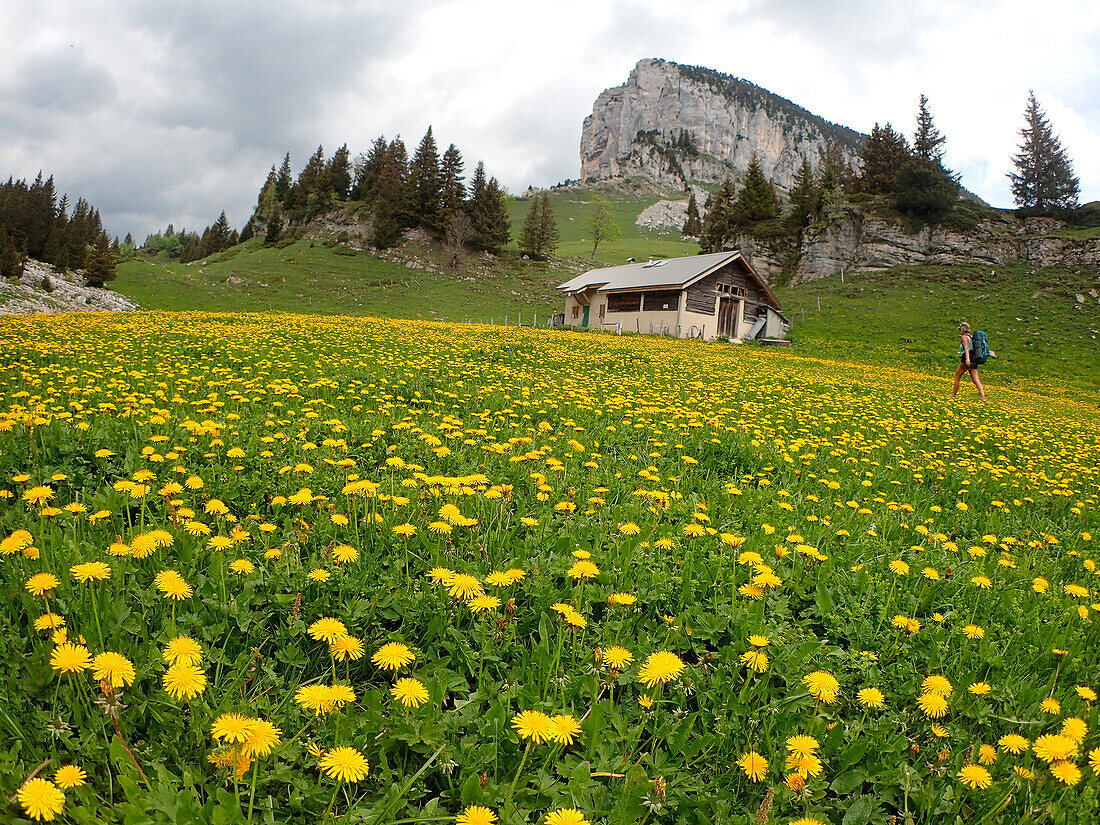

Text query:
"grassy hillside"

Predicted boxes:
[[776, 262, 1100, 395], [107, 192, 1100, 396], [507, 189, 697, 263], [114, 239, 568, 324]]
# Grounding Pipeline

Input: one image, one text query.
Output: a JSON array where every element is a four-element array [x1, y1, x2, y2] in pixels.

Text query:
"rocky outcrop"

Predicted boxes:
[[0, 260, 140, 315], [581, 59, 864, 192], [725, 210, 1100, 285]]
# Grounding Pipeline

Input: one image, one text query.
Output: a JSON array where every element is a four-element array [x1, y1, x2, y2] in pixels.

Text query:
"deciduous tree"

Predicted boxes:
[[587, 194, 620, 258]]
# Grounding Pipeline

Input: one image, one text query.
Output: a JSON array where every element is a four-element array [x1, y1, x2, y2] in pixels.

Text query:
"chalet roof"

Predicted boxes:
[[556, 251, 781, 309]]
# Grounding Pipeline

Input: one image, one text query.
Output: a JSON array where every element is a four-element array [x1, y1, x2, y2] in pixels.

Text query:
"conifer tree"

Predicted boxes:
[[912, 94, 946, 164], [353, 136, 388, 201], [733, 157, 779, 226], [467, 163, 510, 253], [682, 192, 702, 236], [518, 196, 543, 258], [537, 193, 559, 258], [275, 153, 293, 201], [1009, 90, 1080, 213], [518, 193, 559, 260], [408, 127, 443, 230], [327, 144, 352, 201], [859, 123, 910, 195], [786, 158, 822, 230], [0, 228, 24, 281], [124, 232, 133, 246], [896, 95, 960, 220], [83, 232, 117, 287], [440, 144, 466, 213], [698, 178, 737, 253]]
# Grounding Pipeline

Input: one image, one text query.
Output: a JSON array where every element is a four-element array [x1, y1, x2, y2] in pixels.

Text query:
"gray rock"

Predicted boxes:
[[0, 260, 141, 315], [581, 59, 863, 192]]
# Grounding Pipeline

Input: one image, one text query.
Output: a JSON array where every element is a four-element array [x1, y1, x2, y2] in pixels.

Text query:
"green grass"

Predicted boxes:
[[114, 238, 568, 324], [508, 189, 698, 263], [775, 262, 1100, 396]]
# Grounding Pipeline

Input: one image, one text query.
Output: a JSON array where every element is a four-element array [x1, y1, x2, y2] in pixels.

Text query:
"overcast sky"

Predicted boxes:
[[2, 0, 1099, 240]]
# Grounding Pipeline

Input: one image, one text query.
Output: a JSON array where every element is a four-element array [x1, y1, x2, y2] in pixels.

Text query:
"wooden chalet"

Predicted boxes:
[[556, 251, 788, 341]]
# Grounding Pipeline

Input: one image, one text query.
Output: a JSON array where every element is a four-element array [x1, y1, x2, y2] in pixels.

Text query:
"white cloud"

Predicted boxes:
[[1, 0, 1098, 238]]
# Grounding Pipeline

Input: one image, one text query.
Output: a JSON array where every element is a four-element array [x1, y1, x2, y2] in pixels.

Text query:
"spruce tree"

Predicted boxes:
[[408, 127, 443, 230], [440, 144, 466, 213], [468, 162, 510, 252], [0, 228, 24, 281], [1009, 90, 1080, 213], [912, 94, 946, 164], [896, 95, 960, 220], [275, 153, 293, 201], [518, 193, 558, 260], [786, 158, 821, 230], [682, 192, 702, 236], [537, 193, 559, 258], [733, 157, 779, 226], [518, 196, 543, 258], [353, 136, 388, 201], [327, 144, 352, 201], [860, 123, 910, 195], [83, 232, 117, 287], [698, 178, 736, 253]]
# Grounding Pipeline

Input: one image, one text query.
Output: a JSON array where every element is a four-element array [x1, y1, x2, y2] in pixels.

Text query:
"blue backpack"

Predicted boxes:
[[970, 331, 990, 366]]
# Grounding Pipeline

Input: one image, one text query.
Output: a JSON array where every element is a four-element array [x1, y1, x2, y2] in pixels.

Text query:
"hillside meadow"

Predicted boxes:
[[1, 311, 1098, 824]]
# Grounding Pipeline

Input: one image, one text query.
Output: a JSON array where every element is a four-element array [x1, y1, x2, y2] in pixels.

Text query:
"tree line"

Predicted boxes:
[[246, 127, 512, 256], [0, 173, 118, 286], [696, 90, 1083, 253]]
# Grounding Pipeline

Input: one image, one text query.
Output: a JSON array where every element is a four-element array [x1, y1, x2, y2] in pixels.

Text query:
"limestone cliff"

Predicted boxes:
[[720, 210, 1100, 286], [581, 59, 864, 192]]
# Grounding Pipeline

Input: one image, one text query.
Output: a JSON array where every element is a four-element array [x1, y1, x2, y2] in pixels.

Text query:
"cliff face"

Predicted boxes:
[[722, 211, 1100, 285], [581, 59, 864, 191]]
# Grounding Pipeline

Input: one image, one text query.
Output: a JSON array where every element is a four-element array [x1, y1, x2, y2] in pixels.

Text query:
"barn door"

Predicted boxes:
[[718, 298, 734, 337]]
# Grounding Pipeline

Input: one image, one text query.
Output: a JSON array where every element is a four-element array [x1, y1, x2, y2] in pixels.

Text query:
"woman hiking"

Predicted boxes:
[[952, 322, 986, 402]]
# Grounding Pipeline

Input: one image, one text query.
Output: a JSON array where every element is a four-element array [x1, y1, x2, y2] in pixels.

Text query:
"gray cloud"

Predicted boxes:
[[1, 0, 1098, 241]]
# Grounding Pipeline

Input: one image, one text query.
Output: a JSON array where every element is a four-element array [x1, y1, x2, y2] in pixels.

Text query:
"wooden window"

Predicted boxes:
[[642, 290, 680, 311], [599, 304, 606, 319], [571, 305, 579, 319], [607, 292, 642, 312]]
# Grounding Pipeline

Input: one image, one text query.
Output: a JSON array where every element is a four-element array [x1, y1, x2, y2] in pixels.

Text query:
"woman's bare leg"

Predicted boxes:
[[970, 369, 986, 401], [952, 364, 965, 397]]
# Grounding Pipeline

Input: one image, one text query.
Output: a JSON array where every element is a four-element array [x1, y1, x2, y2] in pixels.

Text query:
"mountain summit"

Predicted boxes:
[[580, 58, 864, 191]]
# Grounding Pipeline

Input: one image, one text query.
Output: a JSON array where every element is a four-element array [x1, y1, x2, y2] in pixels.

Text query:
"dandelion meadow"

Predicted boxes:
[[1, 311, 1098, 824]]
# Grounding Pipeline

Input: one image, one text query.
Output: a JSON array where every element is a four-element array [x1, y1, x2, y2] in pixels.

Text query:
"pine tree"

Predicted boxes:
[[467, 163, 510, 253], [732, 157, 779, 226], [353, 136, 388, 201], [518, 193, 558, 260], [682, 192, 702, 236], [478, 177, 511, 253], [440, 144, 466, 212], [1009, 90, 1080, 213], [83, 232, 117, 287], [859, 123, 910, 195], [786, 158, 822, 230], [586, 194, 620, 258], [327, 144, 352, 201], [896, 95, 960, 220], [294, 146, 328, 214], [124, 232, 133, 246], [0, 228, 24, 281], [518, 196, 543, 259], [912, 94, 946, 164], [537, 193, 559, 259], [275, 153, 293, 201], [698, 178, 737, 253], [370, 147, 407, 249], [408, 127, 443, 230]]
